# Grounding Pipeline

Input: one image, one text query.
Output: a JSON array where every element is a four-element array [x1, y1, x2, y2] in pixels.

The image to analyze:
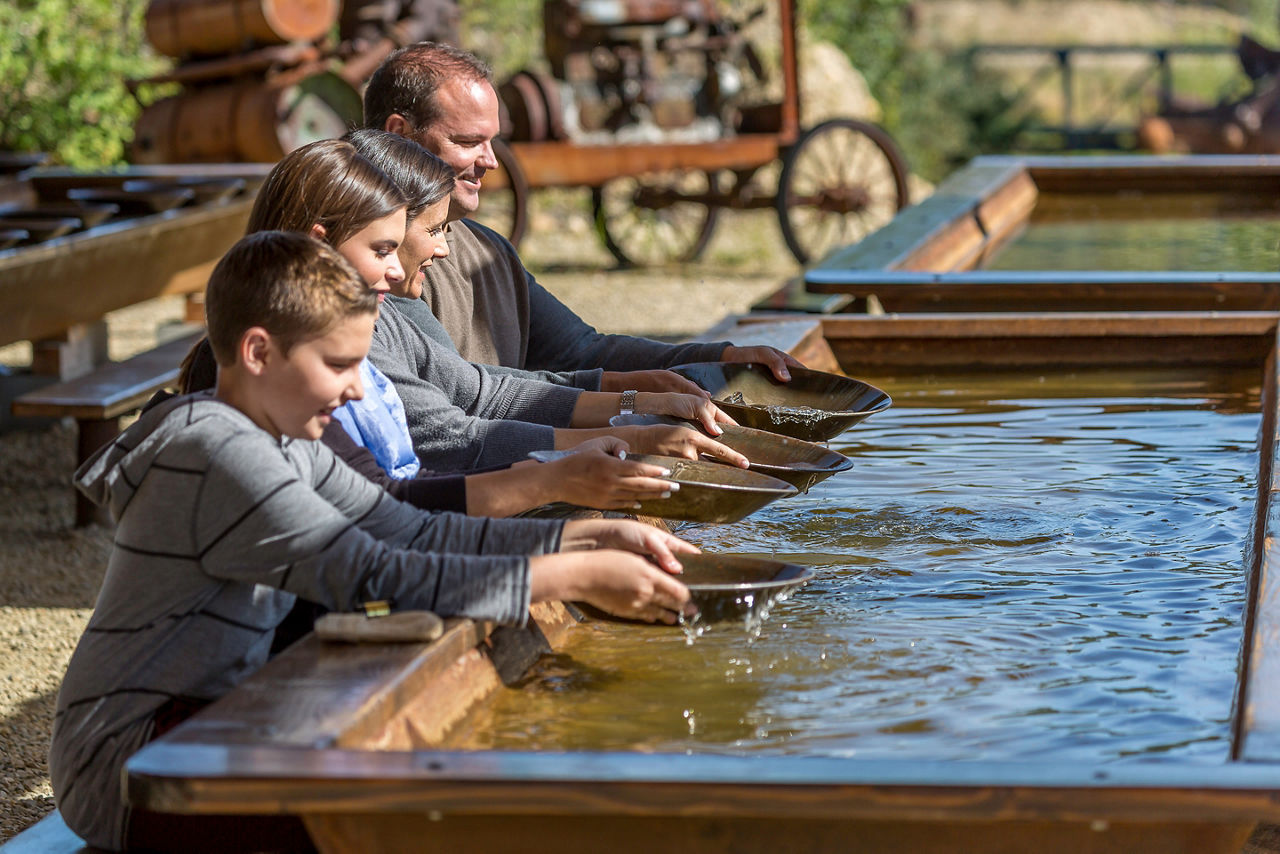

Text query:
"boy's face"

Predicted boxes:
[[260, 313, 375, 440]]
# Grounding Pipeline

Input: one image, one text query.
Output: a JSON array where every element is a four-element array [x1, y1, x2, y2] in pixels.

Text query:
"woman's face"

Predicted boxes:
[[333, 208, 407, 301], [394, 197, 452, 300]]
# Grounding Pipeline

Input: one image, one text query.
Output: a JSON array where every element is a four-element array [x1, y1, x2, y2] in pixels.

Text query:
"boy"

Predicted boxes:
[[50, 231, 693, 851]]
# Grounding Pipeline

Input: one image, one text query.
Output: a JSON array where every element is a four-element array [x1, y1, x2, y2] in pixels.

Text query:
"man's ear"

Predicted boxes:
[[239, 327, 274, 376], [384, 114, 412, 137], [309, 223, 326, 241]]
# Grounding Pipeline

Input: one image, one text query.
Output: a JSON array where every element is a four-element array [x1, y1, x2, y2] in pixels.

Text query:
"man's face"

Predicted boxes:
[[411, 78, 501, 221]]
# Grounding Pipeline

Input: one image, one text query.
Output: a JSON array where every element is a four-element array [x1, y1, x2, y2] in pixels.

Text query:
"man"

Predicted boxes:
[[363, 41, 803, 395]]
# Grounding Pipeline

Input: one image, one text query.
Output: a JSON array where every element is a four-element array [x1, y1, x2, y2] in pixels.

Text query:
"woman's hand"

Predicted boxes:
[[636, 392, 736, 435], [601, 369, 709, 397], [560, 518, 699, 574], [616, 424, 750, 468], [530, 551, 694, 624], [544, 447, 680, 511], [720, 345, 805, 382]]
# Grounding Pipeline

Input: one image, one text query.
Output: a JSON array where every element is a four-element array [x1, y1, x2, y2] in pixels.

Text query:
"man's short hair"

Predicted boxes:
[[205, 231, 377, 366], [363, 41, 493, 134]]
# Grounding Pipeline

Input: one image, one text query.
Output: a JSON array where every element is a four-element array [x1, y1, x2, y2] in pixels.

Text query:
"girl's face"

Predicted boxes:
[[394, 197, 452, 300], [333, 208, 407, 301]]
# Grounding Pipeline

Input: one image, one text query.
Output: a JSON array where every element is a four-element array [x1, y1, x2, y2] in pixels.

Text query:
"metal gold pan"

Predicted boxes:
[[528, 450, 797, 523], [670, 362, 892, 442]]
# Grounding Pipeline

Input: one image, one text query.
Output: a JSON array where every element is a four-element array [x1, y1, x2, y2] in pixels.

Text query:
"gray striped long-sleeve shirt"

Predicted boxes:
[[52, 393, 565, 849]]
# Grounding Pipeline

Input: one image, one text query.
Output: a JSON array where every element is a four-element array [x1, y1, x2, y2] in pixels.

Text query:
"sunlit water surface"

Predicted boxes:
[[984, 203, 1280, 272], [454, 369, 1261, 764]]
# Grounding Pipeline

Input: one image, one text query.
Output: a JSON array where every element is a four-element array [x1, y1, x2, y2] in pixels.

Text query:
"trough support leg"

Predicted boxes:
[[75, 417, 119, 527], [31, 321, 109, 381]]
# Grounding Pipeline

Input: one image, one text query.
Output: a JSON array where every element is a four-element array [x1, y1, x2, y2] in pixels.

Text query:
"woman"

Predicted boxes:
[[182, 139, 689, 515]]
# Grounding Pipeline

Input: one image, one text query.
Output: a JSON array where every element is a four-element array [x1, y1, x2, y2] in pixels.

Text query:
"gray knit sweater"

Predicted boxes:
[[420, 220, 732, 372], [52, 393, 565, 850], [366, 298, 581, 471]]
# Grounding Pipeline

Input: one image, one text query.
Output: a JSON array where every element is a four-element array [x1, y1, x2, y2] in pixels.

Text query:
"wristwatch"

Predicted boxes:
[[619, 389, 638, 416]]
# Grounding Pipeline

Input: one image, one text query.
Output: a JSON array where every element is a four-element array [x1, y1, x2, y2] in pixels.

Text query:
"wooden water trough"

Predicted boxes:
[[0, 163, 269, 361], [127, 313, 1280, 853], [805, 154, 1280, 314]]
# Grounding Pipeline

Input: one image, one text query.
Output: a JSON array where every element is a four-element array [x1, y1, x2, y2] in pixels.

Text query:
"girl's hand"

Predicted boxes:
[[617, 424, 749, 469], [545, 448, 679, 511]]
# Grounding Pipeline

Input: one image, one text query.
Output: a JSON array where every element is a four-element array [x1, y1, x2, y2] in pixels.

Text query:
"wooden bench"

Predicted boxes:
[[0, 811, 102, 853], [11, 329, 203, 526]]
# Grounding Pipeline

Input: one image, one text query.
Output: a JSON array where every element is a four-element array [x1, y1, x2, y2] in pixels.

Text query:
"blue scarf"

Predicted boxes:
[[332, 359, 420, 479]]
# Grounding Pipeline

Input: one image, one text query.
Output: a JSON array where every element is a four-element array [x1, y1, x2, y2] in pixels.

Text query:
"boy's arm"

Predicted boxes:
[[193, 436, 560, 624]]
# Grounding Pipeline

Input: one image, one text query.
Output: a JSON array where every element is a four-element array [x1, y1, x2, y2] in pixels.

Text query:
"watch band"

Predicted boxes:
[[619, 389, 638, 415]]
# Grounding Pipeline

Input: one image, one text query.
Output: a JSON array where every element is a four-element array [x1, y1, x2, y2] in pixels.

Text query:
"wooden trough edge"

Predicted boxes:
[[124, 312, 1280, 840]]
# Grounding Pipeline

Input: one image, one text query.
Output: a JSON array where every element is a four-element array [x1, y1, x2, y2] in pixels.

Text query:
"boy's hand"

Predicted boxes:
[[532, 551, 694, 624], [560, 518, 699, 574], [576, 552, 694, 624], [720, 346, 805, 382]]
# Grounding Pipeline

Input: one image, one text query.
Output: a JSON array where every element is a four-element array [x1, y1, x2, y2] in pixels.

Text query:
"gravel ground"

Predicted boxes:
[[0, 214, 792, 842]]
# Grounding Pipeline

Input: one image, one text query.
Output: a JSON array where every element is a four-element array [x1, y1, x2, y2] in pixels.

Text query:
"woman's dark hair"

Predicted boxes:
[[344, 128, 456, 222], [245, 138, 407, 245]]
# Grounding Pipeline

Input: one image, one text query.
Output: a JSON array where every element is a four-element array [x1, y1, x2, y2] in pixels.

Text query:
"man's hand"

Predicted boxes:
[[721, 345, 805, 382]]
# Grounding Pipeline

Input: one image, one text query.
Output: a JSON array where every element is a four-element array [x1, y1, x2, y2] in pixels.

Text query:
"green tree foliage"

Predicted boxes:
[[0, 0, 168, 167]]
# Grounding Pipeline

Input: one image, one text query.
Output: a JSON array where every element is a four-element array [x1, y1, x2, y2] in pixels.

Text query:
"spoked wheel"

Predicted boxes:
[[775, 118, 910, 265], [469, 137, 530, 248], [591, 170, 719, 267]]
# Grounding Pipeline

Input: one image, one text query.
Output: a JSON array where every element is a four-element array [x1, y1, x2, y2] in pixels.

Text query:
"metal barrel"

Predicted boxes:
[[145, 0, 339, 59], [131, 68, 363, 163]]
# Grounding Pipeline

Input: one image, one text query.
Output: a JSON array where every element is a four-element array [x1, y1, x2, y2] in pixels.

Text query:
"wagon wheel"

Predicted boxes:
[[775, 118, 910, 265], [470, 138, 530, 248], [591, 170, 719, 268]]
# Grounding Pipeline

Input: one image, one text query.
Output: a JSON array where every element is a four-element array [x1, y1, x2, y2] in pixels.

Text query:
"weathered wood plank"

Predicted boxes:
[[1237, 329, 1280, 762], [127, 744, 1280, 821], [805, 272, 1280, 313], [0, 198, 253, 348], [11, 330, 203, 420], [301, 812, 1255, 854], [815, 159, 1029, 273]]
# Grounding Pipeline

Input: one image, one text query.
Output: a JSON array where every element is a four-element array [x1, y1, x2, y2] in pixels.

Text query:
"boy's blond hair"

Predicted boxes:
[[205, 230, 377, 366]]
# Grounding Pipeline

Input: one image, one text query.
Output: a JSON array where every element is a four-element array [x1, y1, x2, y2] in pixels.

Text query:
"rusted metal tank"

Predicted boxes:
[[131, 67, 362, 163], [145, 0, 339, 58]]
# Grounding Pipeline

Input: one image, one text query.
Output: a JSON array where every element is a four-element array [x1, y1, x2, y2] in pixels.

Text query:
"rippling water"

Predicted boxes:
[[455, 369, 1261, 764]]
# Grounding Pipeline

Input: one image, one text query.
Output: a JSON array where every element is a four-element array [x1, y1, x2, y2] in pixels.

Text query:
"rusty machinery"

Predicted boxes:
[[124, 0, 909, 266], [483, 0, 911, 266], [129, 0, 456, 164]]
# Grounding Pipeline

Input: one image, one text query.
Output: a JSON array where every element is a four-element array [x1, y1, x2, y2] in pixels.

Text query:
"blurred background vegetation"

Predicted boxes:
[[3, 0, 1280, 178]]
